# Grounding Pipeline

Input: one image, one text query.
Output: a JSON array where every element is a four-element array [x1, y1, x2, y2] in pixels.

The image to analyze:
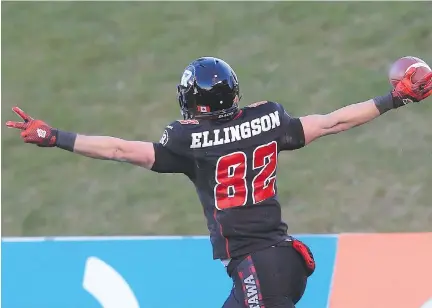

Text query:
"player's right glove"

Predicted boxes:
[[391, 67, 432, 106], [5, 107, 58, 147]]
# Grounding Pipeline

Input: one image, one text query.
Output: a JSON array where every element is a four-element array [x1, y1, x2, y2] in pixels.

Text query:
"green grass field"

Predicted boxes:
[[2, 2, 432, 237]]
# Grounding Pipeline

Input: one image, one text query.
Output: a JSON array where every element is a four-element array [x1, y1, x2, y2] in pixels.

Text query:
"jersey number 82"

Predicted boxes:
[[214, 141, 277, 210]]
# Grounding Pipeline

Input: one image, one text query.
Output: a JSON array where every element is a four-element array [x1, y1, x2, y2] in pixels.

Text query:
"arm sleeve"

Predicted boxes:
[[151, 143, 194, 175], [277, 104, 306, 151]]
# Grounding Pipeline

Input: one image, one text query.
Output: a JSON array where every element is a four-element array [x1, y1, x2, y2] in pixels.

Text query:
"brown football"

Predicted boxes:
[[388, 56, 431, 88]]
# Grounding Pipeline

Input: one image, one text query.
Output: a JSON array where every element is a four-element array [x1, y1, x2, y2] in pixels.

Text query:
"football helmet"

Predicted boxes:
[[177, 57, 240, 120]]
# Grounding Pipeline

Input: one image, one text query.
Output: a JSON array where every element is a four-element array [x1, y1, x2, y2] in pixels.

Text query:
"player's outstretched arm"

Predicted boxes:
[[5, 107, 156, 169], [71, 135, 155, 168], [299, 68, 432, 145]]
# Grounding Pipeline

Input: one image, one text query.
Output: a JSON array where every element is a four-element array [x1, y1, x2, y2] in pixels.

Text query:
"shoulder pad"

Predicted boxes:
[[246, 101, 270, 108], [176, 119, 199, 125]]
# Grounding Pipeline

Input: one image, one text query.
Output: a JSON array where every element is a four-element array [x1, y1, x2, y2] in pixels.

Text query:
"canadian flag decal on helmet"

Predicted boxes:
[[197, 106, 210, 112]]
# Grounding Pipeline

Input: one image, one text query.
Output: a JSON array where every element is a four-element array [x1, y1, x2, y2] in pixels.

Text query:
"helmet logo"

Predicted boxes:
[[180, 69, 193, 87]]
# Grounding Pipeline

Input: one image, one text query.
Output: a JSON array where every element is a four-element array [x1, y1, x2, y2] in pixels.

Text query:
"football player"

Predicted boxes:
[[6, 57, 432, 308]]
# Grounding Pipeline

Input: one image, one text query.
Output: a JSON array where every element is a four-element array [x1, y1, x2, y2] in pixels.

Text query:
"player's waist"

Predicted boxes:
[[221, 237, 293, 267]]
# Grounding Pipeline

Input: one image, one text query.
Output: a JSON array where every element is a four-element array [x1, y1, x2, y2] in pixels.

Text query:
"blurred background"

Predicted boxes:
[[2, 2, 432, 237]]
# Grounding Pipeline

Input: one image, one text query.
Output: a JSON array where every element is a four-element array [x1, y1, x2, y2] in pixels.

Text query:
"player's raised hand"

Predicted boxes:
[[5, 107, 58, 147], [392, 67, 432, 106]]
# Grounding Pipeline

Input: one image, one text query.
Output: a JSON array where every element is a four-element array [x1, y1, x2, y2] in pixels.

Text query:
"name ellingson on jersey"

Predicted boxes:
[[190, 111, 281, 148]]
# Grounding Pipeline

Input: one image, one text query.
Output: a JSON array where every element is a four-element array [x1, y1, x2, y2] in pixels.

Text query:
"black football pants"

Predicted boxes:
[[222, 241, 308, 308]]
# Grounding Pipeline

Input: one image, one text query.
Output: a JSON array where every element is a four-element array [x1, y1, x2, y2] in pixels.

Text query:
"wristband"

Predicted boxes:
[[56, 130, 77, 152], [373, 92, 395, 115]]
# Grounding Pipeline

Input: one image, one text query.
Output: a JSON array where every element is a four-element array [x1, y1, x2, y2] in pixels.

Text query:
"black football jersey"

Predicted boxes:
[[152, 101, 305, 260]]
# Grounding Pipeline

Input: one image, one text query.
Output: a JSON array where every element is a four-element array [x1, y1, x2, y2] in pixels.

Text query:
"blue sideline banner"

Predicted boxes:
[[1, 235, 337, 308]]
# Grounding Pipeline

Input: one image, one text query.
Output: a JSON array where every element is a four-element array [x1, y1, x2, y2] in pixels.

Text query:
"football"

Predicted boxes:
[[388, 56, 431, 88]]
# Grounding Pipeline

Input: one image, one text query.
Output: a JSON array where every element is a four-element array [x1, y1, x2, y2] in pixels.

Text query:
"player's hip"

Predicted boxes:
[[223, 238, 315, 307], [225, 237, 315, 279]]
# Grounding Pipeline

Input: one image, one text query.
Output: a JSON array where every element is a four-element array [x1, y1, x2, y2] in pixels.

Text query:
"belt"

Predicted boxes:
[[225, 238, 293, 277]]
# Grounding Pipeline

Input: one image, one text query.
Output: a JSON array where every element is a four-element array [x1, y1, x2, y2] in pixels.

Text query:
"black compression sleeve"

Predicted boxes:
[[373, 93, 394, 115], [56, 130, 77, 152]]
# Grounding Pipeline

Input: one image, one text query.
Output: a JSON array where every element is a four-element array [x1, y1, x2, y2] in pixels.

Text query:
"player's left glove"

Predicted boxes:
[[374, 68, 432, 114], [391, 67, 432, 106], [5, 107, 58, 147]]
